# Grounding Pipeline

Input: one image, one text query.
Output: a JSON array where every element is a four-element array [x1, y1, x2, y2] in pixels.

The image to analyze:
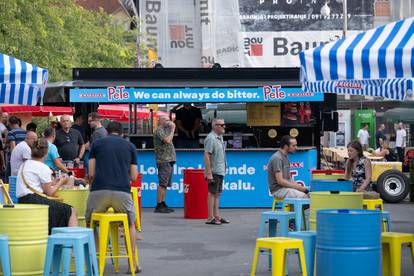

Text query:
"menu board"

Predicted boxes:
[[247, 103, 281, 126]]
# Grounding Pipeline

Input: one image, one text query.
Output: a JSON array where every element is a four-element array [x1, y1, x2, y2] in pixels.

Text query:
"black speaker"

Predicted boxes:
[[323, 93, 337, 111], [322, 111, 338, 132]]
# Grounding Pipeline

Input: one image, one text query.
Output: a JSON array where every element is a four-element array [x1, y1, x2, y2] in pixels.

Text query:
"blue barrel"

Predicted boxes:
[[310, 180, 352, 192], [316, 209, 382, 276]]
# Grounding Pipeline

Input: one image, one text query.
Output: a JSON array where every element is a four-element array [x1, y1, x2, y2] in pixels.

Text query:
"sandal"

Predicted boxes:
[[205, 218, 221, 225], [219, 218, 230, 224]]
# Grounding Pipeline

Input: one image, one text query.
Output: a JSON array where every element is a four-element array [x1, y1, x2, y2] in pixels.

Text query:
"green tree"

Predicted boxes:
[[0, 0, 148, 82]]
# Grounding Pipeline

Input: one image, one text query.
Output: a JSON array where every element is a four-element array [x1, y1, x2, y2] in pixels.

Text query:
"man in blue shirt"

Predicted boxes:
[[43, 127, 70, 173], [85, 121, 139, 273]]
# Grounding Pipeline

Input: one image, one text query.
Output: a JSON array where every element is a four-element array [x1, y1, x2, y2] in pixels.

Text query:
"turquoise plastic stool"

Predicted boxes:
[[0, 235, 11, 276], [51, 227, 99, 276], [282, 198, 310, 231], [288, 231, 316, 276], [381, 211, 392, 232], [8, 176, 17, 203], [258, 211, 296, 238], [43, 233, 93, 276], [258, 211, 296, 271]]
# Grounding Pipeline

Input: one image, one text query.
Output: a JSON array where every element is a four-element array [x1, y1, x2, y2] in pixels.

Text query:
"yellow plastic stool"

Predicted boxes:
[[363, 199, 384, 210], [131, 187, 142, 232], [382, 232, 414, 276], [363, 199, 387, 231], [90, 213, 136, 276], [251, 237, 307, 276], [272, 198, 291, 212]]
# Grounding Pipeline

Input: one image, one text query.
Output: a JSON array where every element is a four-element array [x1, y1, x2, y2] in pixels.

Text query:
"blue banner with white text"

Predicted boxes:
[[138, 149, 317, 208], [69, 86, 323, 103]]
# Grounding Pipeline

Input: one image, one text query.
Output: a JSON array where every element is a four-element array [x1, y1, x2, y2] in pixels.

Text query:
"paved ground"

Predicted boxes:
[[105, 202, 414, 276]]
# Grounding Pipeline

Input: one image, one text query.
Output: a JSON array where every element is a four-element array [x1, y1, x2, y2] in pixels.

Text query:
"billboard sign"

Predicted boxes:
[[70, 86, 324, 103]]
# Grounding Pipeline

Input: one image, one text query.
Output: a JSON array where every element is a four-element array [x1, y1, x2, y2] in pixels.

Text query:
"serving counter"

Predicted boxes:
[[136, 147, 317, 208]]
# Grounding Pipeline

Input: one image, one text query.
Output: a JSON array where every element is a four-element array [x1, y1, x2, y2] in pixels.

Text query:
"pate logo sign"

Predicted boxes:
[[169, 24, 194, 49], [244, 37, 263, 56], [263, 85, 286, 100], [108, 86, 129, 101]]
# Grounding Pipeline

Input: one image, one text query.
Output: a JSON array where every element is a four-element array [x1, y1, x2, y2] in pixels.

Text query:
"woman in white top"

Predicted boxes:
[[16, 138, 77, 233]]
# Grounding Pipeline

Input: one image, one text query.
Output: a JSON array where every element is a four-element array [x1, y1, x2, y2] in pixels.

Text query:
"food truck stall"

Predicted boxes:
[[66, 68, 330, 208]]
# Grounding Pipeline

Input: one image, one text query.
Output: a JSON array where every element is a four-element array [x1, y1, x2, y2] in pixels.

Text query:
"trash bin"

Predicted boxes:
[[310, 179, 353, 192], [131, 173, 143, 219], [183, 169, 208, 219], [316, 209, 381, 276], [311, 170, 345, 180]]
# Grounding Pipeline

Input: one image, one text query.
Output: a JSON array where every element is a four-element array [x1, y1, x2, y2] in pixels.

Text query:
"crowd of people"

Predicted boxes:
[[357, 122, 407, 162]]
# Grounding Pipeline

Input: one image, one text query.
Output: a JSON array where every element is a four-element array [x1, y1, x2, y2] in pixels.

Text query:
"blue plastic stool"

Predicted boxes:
[[51, 227, 99, 276], [258, 211, 296, 272], [381, 211, 392, 232], [8, 176, 17, 203], [258, 211, 296, 238], [43, 233, 93, 276], [283, 198, 310, 231], [0, 235, 11, 276], [288, 231, 316, 276]]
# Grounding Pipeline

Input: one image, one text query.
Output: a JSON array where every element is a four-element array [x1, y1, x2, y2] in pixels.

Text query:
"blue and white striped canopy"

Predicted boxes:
[[0, 53, 48, 105], [300, 17, 414, 101]]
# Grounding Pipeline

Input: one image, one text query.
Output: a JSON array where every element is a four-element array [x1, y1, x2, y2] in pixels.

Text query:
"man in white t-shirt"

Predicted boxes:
[[357, 124, 370, 151], [396, 122, 407, 162], [10, 131, 37, 176]]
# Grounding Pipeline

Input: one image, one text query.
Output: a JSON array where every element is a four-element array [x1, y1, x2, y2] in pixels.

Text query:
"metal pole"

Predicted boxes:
[[343, 0, 348, 38], [128, 103, 132, 135]]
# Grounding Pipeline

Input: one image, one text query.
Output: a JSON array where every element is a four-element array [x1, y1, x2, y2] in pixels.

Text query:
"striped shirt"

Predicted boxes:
[[7, 128, 27, 145]]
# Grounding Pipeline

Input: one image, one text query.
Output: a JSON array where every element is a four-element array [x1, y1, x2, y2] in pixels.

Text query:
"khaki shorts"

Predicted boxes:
[[272, 188, 309, 199], [85, 190, 136, 225]]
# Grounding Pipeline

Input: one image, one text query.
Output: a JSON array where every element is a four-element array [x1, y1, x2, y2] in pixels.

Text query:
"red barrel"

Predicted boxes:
[[183, 169, 208, 219]]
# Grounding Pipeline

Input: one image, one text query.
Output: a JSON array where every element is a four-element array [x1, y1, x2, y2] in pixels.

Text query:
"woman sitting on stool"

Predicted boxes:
[[16, 138, 77, 233], [345, 141, 373, 192]]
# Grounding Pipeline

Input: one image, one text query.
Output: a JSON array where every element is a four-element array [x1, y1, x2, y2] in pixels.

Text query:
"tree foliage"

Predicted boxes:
[[0, 0, 145, 82]]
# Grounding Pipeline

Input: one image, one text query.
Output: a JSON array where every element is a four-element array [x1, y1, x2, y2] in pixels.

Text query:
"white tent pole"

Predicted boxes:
[[343, 0, 348, 38]]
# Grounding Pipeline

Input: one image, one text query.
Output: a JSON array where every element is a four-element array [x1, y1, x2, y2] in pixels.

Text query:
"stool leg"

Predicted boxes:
[[410, 241, 414, 270], [272, 248, 286, 276], [258, 216, 267, 238], [298, 244, 308, 276], [61, 247, 72, 276], [269, 219, 277, 237], [73, 241, 86, 276], [389, 241, 402, 276], [84, 243, 93, 276], [52, 245, 63, 276], [135, 194, 142, 232], [294, 203, 302, 231], [110, 223, 120, 272], [302, 207, 307, 231], [122, 219, 136, 276], [250, 243, 260, 276], [382, 243, 390, 276], [87, 234, 99, 276], [43, 241, 55, 276], [98, 220, 110, 276], [0, 242, 11, 276], [272, 198, 276, 211], [279, 219, 289, 236]]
